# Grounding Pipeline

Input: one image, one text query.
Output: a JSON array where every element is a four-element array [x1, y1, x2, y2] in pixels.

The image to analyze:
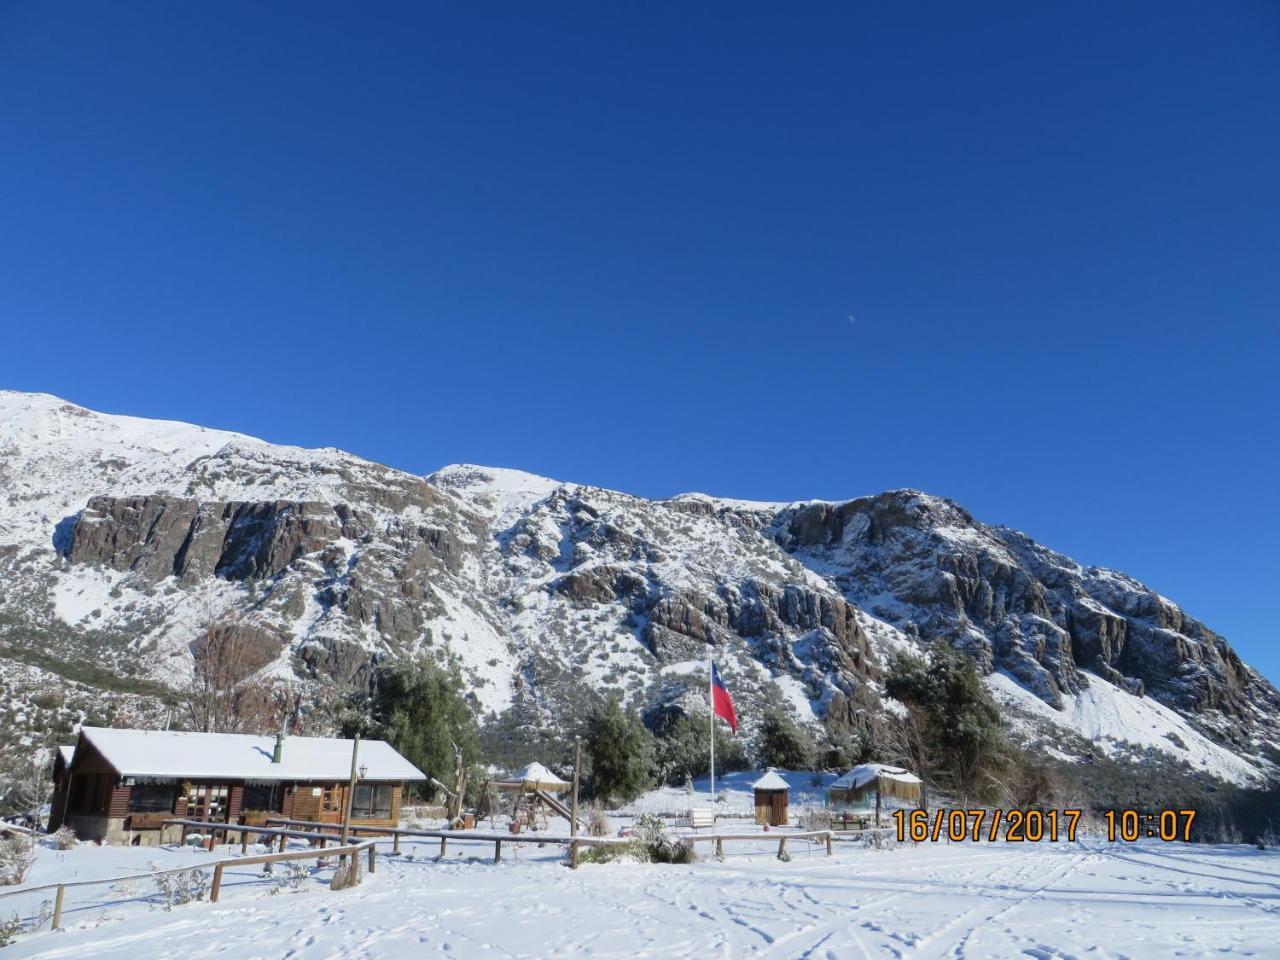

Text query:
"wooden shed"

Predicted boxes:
[[752, 769, 790, 826], [48, 726, 426, 845]]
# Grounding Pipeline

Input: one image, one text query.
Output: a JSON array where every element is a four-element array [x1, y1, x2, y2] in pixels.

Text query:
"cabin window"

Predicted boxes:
[[350, 784, 393, 819], [184, 784, 230, 821], [242, 783, 284, 813], [128, 783, 177, 813]]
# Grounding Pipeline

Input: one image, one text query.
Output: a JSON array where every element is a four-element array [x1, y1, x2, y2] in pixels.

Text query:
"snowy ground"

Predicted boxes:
[[4, 830, 1278, 958]]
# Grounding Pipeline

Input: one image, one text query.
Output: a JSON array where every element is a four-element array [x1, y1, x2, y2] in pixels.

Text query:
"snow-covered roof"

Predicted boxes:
[[830, 763, 921, 791], [76, 727, 426, 783], [57, 745, 75, 766], [751, 770, 790, 791], [498, 762, 570, 792]]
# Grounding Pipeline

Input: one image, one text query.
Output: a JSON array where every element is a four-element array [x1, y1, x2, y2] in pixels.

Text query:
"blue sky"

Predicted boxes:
[[2, 3, 1277, 684]]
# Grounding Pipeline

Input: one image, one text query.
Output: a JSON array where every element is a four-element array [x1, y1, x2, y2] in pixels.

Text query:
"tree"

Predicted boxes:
[[884, 642, 1008, 801], [756, 709, 817, 770], [343, 657, 480, 802], [652, 710, 748, 785], [585, 698, 655, 805]]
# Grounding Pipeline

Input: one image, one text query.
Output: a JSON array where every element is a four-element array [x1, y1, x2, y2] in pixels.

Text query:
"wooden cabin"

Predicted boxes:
[[752, 769, 790, 826], [48, 727, 426, 845]]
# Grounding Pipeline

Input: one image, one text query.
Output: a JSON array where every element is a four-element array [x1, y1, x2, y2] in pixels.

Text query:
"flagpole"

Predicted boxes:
[[709, 649, 715, 807]]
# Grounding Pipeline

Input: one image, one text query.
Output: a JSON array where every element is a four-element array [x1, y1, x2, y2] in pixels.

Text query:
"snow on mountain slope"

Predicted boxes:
[[1, 390, 1276, 785]]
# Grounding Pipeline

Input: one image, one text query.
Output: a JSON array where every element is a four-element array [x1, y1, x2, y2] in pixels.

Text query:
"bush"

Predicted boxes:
[[578, 815, 697, 866], [51, 826, 76, 850], [584, 802, 610, 837], [756, 710, 817, 771], [796, 808, 833, 831], [0, 837, 33, 887], [0, 913, 21, 948], [149, 864, 209, 910]]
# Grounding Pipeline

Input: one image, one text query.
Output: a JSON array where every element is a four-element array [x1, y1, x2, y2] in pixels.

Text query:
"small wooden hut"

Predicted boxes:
[[752, 769, 790, 826], [827, 763, 922, 826]]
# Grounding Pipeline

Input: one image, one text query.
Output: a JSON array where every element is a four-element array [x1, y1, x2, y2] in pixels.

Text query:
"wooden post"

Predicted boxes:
[[367, 844, 376, 874], [777, 837, 788, 860], [825, 832, 833, 856], [875, 786, 881, 828], [278, 833, 287, 853], [715, 837, 724, 861], [438, 836, 447, 859], [393, 832, 401, 855], [340, 734, 361, 869], [180, 824, 189, 846], [210, 864, 224, 903], [570, 738, 581, 869], [52, 884, 65, 930], [494, 839, 502, 863]]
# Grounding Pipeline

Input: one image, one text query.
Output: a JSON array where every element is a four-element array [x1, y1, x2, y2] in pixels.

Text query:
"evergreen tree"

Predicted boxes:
[[585, 698, 655, 804], [756, 708, 817, 770], [344, 657, 480, 800], [652, 710, 748, 784], [885, 642, 1008, 800]]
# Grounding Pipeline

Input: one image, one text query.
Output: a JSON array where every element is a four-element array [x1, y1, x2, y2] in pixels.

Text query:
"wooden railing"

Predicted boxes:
[[0, 837, 378, 930], [684, 829, 834, 859]]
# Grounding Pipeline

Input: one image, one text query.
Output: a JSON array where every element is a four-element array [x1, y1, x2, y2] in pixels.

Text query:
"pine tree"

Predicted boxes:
[[585, 698, 655, 804]]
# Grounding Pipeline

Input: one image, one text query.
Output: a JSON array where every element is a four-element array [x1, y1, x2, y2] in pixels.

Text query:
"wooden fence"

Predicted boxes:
[[685, 830, 834, 860], [0, 838, 377, 930]]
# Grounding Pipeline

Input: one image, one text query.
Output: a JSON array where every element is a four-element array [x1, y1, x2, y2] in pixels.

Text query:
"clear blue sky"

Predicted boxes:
[[2, 3, 1277, 684]]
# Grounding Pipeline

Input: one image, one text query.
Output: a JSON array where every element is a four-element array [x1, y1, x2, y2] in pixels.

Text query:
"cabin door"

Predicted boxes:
[[185, 784, 229, 822], [771, 793, 787, 826]]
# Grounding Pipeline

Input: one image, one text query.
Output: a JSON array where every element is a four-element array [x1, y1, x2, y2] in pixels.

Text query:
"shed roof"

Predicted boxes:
[[76, 727, 426, 783], [497, 762, 571, 792], [830, 763, 921, 791], [751, 770, 790, 791]]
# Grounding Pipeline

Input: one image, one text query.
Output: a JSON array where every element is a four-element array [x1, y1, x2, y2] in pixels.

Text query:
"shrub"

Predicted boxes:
[[149, 864, 209, 910], [0, 837, 33, 887], [0, 913, 21, 947], [584, 802, 610, 837], [51, 826, 76, 850], [796, 808, 833, 831]]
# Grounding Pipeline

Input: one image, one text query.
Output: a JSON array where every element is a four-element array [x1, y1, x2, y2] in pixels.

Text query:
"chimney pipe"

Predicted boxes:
[[273, 722, 286, 764]]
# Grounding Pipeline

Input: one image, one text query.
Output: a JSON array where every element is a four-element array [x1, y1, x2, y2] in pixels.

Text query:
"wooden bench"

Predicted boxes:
[[688, 809, 715, 831]]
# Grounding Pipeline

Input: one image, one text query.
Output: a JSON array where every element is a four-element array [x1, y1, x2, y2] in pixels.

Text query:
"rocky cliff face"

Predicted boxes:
[[1, 390, 1276, 782]]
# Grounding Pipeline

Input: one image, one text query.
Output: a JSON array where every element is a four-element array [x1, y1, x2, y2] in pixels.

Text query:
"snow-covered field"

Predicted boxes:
[[4, 830, 1277, 958]]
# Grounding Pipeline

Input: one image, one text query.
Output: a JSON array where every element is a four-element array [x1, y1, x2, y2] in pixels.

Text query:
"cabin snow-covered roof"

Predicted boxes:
[[751, 770, 790, 791], [57, 745, 75, 766], [75, 727, 426, 783]]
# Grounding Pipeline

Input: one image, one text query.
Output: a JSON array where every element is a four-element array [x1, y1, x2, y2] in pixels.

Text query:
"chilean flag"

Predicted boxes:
[[711, 662, 738, 734]]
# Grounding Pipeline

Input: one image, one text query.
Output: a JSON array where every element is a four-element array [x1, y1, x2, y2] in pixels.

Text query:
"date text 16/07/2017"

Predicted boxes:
[[891, 808, 1196, 843]]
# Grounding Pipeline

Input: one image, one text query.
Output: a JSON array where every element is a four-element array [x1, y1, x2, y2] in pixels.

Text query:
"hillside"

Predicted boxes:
[[1, 390, 1276, 787]]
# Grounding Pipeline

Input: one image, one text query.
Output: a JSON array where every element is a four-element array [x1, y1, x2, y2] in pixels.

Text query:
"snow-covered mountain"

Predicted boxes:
[[1, 390, 1276, 785]]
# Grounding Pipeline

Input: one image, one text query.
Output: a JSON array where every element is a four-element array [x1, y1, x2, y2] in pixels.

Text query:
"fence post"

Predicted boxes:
[[210, 864, 224, 903], [278, 834, 287, 853], [393, 832, 401, 855], [52, 884, 66, 930], [570, 839, 579, 869], [715, 837, 724, 860], [494, 839, 502, 863], [825, 831, 833, 856], [777, 837, 787, 860], [438, 836, 447, 860], [367, 844, 376, 875]]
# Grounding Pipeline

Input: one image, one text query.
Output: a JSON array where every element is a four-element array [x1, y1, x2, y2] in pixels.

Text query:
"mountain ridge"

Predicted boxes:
[[1, 390, 1276, 787]]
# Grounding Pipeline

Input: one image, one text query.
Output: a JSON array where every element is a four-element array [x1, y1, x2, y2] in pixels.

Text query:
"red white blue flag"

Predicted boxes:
[[711, 662, 738, 734]]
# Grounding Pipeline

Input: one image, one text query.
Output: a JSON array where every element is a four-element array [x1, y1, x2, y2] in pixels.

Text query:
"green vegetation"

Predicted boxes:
[[342, 656, 480, 801], [884, 642, 1009, 802], [651, 710, 748, 785], [756, 707, 817, 771], [584, 697, 654, 804]]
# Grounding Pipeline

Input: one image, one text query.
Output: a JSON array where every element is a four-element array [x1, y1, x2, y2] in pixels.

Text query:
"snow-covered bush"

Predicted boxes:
[[0, 837, 34, 886], [585, 802, 610, 837], [0, 913, 22, 947], [635, 814, 696, 865], [268, 861, 311, 895], [149, 863, 209, 910], [51, 825, 76, 850], [796, 808, 832, 831]]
